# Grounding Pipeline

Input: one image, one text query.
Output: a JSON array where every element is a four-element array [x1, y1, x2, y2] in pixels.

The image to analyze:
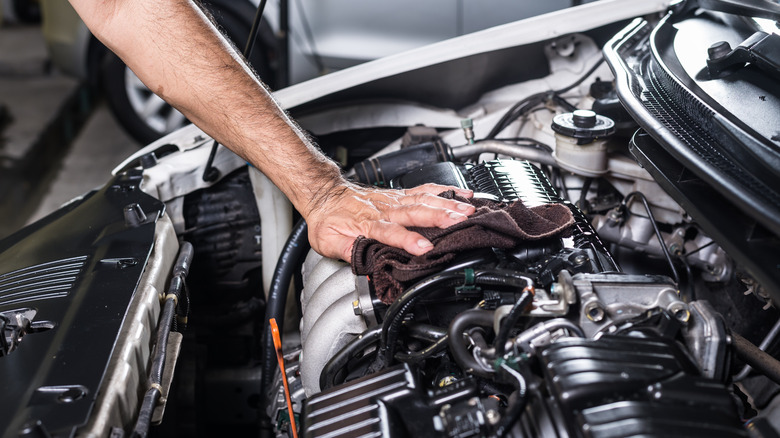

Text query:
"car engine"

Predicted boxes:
[[1, 1, 780, 437]]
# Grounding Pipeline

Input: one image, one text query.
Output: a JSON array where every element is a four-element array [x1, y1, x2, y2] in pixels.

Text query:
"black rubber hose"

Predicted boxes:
[[320, 326, 382, 391], [395, 336, 449, 363], [260, 219, 309, 420], [379, 273, 467, 366], [393, 323, 448, 364], [403, 322, 447, 342], [132, 241, 193, 438], [486, 92, 549, 140], [131, 389, 161, 438], [380, 271, 532, 368], [494, 287, 534, 357], [150, 299, 176, 384], [447, 309, 495, 378], [554, 57, 605, 94], [493, 362, 529, 438], [731, 332, 780, 385]]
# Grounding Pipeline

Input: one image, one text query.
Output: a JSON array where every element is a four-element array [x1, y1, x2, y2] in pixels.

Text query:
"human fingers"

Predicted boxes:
[[378, 202, 470, 230], [364, 220, 435, 257]]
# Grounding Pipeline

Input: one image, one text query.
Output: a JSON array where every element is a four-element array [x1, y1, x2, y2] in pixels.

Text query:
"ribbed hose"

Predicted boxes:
[[259, 219, 309, 434], [731, 332, 780, 385]]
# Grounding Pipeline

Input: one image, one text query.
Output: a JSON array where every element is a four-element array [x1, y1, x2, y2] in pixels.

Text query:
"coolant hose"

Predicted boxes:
[[447, 309, 496, 378], [260, 219, 309, 430], [731, 331, 780, 385]]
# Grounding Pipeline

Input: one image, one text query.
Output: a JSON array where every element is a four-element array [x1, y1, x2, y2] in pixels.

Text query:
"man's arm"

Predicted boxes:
[[70, 0, 475, 262]]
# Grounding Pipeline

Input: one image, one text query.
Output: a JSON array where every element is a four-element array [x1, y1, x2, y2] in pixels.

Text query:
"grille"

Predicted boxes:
[[642, 60, 780, 207], [0, 255, 88, 306]]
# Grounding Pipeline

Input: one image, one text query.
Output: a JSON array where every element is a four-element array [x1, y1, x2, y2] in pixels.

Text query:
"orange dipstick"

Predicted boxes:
[[270, 318, 299, 438]]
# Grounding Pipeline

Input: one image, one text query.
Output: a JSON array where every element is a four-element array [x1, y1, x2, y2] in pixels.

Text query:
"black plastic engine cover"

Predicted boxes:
[[0, 170, 163, 437], [302, 364, 482, 438], [537, 336, 747, 438]]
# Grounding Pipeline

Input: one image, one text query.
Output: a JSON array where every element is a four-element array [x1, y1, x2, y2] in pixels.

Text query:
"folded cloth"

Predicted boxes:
[[351, 191, 575, 304]]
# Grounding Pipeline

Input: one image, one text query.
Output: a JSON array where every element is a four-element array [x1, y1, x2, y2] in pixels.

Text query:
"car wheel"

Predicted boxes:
[[102, 2, 273, 145]]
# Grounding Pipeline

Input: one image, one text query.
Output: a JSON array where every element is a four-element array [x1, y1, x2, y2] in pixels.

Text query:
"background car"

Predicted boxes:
[[41, 0, 591, 144]]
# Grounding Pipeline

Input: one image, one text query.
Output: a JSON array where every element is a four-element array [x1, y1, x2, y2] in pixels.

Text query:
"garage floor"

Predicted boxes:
[[0, 23, 140, 240]]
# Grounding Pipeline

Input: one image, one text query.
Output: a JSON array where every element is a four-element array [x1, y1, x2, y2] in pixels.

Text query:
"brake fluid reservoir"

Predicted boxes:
[[552, 109, 615, 177]]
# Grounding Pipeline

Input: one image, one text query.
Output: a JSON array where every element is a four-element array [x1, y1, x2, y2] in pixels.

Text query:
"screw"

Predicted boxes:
[[584, 302, 605, 322], [352, 300, 361, 316]]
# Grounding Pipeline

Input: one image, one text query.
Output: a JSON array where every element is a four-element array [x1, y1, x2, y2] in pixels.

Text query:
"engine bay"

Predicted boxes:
[[1, 2, 780, 437]]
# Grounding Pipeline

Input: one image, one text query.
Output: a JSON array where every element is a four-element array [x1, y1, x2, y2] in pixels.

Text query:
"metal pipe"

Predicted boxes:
[[451, 140, 556, 166], [734, 317, 780, 381], [731, 331, 780, 386]]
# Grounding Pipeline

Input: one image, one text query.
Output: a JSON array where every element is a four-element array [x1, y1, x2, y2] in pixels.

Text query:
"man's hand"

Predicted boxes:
[[305, 183, 475, 262]]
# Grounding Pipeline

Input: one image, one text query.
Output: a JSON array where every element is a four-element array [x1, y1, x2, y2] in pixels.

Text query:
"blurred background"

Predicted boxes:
[[0, 0, 588, 240], [0, 0, 139, 240]]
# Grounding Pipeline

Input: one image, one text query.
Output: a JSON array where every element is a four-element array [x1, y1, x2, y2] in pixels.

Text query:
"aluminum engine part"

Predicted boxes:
[[299, 251, 372, 396], [682, 300, 728, 380], [573, 273, 687, 337]]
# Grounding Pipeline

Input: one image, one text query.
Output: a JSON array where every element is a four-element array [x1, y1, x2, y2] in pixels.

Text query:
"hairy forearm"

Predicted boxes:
[[70, 0, 341, 216], [70, 0, 476, 262]]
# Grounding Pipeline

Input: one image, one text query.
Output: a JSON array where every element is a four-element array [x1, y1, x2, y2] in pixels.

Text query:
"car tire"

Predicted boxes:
[[102, 1, 273, 145]]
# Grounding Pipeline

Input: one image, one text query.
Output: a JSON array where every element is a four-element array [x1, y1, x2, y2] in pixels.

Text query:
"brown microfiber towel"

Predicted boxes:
[[351, 191, 575, 304]]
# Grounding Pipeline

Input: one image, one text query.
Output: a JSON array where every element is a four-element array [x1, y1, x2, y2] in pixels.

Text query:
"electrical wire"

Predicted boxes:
[[484, 57, 604, 140], [492, 362, 529, 438], [623, 192, 680, 285], [494, 286, 535, 356]]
